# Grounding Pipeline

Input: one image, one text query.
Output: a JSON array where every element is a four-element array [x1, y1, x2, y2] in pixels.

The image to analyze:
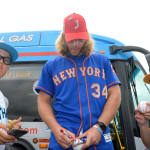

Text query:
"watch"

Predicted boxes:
[[95, 121, 106, 132]]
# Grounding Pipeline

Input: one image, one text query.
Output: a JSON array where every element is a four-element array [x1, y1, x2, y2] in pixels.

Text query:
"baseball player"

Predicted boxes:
[[35, 13, 121, 150], [0, 43, 22, 150]]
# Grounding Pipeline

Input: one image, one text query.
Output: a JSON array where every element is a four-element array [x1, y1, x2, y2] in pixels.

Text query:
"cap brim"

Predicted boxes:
[[143, 74, 150, 84], [65, 32, 89, 42], [0, 43, 18, 63]]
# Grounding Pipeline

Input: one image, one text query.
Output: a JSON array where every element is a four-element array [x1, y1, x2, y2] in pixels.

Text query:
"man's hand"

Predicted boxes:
[[77, 126, 102, 150], [135, 105, 150, 149], [143, 102, 150, 119], [53, 127, 75, 149], [0, 123, 16, 145], [135, 109, 148, 126]]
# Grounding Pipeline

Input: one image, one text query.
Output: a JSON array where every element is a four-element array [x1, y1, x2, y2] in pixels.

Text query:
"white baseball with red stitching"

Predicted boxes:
[[72, 139, 84, 150], [138, 101, 150, 113]]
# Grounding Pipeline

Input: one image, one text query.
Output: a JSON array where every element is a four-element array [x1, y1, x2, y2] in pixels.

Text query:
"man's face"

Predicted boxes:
[[66, 39, 86, 56], [0, 49, 10, 78]]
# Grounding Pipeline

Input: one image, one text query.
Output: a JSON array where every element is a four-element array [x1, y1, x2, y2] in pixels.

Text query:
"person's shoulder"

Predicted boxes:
[[0, 90, 4, 98], [0, 90, 8, 108], [46, 56, 63, 65], [90, 53, 108, 61]]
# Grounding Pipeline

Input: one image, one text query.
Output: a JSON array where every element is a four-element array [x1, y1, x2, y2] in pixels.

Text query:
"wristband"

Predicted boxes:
[[93, 125, 103, 136], [95, 121, 106, 132]]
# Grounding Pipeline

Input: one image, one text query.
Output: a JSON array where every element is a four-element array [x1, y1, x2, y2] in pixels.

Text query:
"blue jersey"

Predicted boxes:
[[35, 53, 120, 150]]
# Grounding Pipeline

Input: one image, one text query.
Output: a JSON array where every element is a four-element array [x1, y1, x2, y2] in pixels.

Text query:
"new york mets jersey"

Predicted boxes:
[[35, 53, 120, 150]]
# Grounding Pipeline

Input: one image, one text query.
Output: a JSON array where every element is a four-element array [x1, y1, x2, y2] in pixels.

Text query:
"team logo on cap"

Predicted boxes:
[[74, 20, 79, 31], [68, 17, 79, 31]]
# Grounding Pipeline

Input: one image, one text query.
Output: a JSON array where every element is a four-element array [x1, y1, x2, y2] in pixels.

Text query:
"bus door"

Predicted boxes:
[[110, 57, 150, 150]]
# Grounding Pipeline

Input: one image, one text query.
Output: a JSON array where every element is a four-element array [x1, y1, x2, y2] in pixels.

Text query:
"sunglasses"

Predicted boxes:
[[0, 55, 11, 65]]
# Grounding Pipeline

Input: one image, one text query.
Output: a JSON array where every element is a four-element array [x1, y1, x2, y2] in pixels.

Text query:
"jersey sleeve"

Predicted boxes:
[[35, 62, 54, 97], [105, 58, 121, 88]]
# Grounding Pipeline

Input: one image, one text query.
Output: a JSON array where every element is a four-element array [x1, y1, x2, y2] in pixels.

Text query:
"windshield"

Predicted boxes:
[[130, 61, 150, 108]]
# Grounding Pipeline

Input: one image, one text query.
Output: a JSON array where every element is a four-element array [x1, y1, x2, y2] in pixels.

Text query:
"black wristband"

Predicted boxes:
[[95, 121, 106, 132]]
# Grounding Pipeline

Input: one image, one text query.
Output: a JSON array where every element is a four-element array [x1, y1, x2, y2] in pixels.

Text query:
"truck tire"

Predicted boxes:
[[5, 144, 26, 150], [5, 138, 35, 150]]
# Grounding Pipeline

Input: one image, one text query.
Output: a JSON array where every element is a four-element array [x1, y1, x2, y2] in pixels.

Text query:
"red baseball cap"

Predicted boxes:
[[64, 13, 89, 42]]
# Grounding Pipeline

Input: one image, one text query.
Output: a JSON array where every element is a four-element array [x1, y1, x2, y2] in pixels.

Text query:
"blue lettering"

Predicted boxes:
[[0, 106, 7, 120]]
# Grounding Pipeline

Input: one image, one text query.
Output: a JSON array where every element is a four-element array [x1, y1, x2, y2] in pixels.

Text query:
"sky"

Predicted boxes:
[[1, 0, 150, 71]]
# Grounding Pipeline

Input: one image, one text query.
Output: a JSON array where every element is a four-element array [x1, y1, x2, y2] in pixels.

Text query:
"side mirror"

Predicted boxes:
[[110, 45, 150, 74]]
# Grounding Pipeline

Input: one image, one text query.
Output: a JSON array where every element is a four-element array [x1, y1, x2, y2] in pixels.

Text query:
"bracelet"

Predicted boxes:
[[93, 125, 103, 136]]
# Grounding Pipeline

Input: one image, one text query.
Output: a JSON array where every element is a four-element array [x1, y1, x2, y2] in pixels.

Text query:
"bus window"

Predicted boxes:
[[0, 62, 45, 122]]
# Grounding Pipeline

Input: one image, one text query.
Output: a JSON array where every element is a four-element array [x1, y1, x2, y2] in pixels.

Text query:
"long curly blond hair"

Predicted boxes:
[[55, 32, 94, 56]]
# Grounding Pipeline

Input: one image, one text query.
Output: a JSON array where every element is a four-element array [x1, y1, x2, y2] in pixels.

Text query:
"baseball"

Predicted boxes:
[[138, 101, 150, 113], [72, 139, 84, 150]]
